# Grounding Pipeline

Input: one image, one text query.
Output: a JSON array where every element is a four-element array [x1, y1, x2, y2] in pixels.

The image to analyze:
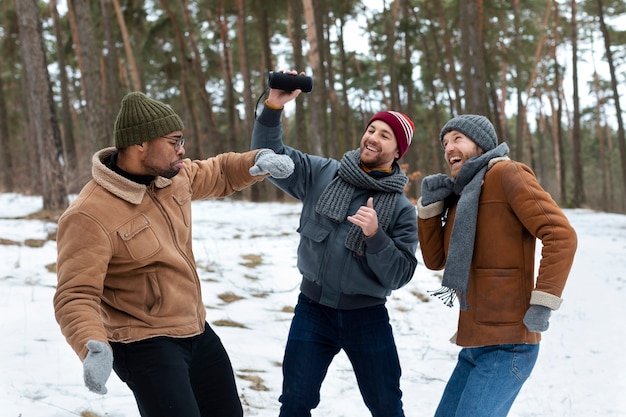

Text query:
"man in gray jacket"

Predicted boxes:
[[251, 72, 418, 417]]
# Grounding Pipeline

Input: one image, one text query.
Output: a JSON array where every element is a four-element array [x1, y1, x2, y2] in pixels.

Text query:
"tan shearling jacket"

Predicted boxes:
[[418, 159, 577, 347], [54, 147, 263, 360]]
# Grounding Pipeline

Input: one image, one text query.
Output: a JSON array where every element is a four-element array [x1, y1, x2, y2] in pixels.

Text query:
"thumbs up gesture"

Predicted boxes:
[[347, 197, 379, 238]]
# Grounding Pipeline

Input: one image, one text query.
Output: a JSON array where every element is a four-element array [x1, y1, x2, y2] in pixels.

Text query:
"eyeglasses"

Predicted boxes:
[[160, 135, 185, 151]]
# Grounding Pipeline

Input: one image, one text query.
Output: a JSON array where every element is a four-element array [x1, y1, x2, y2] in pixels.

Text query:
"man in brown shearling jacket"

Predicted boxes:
[[53, 91, 294, 417], [417, 114, 577, 417]]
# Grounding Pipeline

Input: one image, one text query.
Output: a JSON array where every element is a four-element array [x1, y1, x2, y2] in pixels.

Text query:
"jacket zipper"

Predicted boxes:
[[147, 184, 204, 326]]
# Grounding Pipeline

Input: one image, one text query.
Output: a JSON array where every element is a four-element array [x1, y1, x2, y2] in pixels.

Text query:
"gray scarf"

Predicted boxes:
[[315, 149, 408, 255], [430, 142, 510, 310]]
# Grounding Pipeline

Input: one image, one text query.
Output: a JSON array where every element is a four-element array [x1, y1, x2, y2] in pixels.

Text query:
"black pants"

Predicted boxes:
[[111, 322, 243, 417]]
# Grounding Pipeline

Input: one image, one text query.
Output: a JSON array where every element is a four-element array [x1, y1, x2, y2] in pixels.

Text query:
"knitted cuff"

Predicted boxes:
[[364, 228, 391, 254], [530, 290, 562, 311], [417, 198, 444, 219], [257, 105, 283, 127]]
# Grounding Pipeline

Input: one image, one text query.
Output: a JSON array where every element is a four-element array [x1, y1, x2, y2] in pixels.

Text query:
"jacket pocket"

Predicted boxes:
[[298, 218, 331, 242], [117, 214, 161, 260], [172, 189, 192, 227], [296, 218, 332, 284], [473, 268, 525, 325]]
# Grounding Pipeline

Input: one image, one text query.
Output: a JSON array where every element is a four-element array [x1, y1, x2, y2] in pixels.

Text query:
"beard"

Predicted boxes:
[[158, 165, 181, 179], [147, 162, 181, 179], [359, 149, 394, 170]]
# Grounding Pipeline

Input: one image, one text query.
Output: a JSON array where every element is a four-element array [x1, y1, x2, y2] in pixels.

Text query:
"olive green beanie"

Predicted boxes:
[[113, 92, 184, 149]]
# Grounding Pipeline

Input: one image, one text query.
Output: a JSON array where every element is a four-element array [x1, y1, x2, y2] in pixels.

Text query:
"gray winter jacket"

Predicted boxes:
[[251, 107, 418, 309]]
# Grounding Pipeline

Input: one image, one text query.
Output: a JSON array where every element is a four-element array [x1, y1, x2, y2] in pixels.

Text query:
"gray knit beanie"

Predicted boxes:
[[439, 114, 497, 151], [114, 92, 184, 149]]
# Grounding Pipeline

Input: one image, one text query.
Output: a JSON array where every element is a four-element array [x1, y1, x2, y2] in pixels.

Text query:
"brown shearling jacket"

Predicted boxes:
[[54, 147, 263, 360], [418, 159, 577, 347]]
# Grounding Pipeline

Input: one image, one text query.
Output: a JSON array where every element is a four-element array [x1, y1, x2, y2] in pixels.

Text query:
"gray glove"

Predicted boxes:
[[83, 340, 113, 394], [249, 149, 295, 179], [523, 305, 552, 332], [421, 174, 454, 206]]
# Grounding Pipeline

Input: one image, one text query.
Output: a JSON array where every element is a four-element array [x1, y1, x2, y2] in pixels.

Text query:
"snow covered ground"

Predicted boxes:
[[1, 193, 624, 416]]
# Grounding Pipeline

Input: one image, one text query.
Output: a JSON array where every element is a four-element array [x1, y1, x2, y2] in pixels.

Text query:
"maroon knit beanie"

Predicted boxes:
[[366, 111, 414, 159]]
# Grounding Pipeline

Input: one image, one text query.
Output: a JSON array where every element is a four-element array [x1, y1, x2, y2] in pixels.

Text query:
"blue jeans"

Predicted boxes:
[[111, 322, 243, 417], [279, 293, 405, 417], [434, 343, 539, 417]]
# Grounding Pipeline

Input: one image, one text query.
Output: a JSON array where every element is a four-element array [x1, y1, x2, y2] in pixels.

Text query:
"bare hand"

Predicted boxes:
[[347, 197, 379, 238], [266, 70, 304, 108]]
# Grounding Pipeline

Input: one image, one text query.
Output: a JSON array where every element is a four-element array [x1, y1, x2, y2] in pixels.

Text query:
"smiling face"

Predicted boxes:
[[359, 119, 400, 170], [441, 130, 483, 178]]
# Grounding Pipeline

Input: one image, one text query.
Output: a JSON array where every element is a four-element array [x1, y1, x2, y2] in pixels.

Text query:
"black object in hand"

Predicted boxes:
[[268, 72, 313, 93]]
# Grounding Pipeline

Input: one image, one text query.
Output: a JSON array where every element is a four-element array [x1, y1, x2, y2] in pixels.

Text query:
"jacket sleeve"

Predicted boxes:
[[365, 201, 419, 290], [251, 104, 335, 201], [417, 198, 447, 271], [53, 211, 112, 360], [251, 104, 285, 153], [187, 150, 263, 200], [503, 162, 577, 303]]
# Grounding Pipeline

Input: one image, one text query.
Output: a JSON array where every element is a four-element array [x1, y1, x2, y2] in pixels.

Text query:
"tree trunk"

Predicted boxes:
[[518, 1, 552, 167], [459, 0, 489, 114], [335, 16, 350, 156], [288, 0, 308, 152], [255, 0, 274, 78], [570, 0, 584, 206], [249, 0, 276, 202], [0, 60, 13, 191], [551, 3, 564, 202], [235, 0, 254, 145], [428, 0, 461, 115], [182, 0, 218, 156], [592, 70, 609, 211], [71, 0, 109, 152], [595, 0, 626, 206], [50, 0, 77, 187], [386, 0, 400, 110], [15, 0, 68, 210], [512, 0, 524, 161], [112, 0, 142, 91], [217, 1, 239, 155], [99, 0, 118, 147], [302, 0, 324, 156], [160, 0, 203, 158]]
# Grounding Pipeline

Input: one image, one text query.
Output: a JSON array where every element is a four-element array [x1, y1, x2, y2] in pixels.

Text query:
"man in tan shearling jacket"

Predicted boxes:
[[53, 91, 294, 417]]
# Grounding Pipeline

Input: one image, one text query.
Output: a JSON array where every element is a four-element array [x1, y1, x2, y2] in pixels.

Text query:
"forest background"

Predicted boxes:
[[1, 0, 626, 213]]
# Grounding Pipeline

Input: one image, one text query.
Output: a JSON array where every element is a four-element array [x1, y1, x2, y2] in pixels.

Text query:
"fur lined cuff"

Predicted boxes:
[[530, 290, 562, 311], [417, 197, 444, 219]]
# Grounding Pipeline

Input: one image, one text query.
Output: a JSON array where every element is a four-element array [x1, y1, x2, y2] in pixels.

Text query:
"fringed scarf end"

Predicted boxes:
[[428, 286, 457, 308]]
